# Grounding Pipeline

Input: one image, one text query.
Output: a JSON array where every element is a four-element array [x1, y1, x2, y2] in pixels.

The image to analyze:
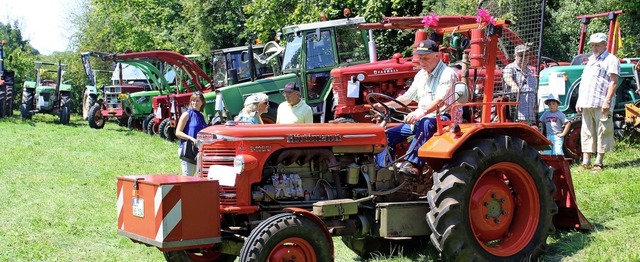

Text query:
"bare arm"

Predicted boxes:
[[174, 112, 196, 143], [558, 121, 571, 137], [602, 73, 619, 113]]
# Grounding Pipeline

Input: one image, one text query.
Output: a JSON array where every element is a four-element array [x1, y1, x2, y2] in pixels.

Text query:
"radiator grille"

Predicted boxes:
[[201, 147, 237, 205]]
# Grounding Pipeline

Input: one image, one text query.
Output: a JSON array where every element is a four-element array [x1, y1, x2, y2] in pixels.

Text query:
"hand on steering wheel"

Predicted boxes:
[[365, 93, 412, 123]]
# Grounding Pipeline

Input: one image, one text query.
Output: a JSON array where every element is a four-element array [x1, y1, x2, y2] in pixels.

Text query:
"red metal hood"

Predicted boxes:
[[331, 56, 417, 80], [200, 123, 387, 147]]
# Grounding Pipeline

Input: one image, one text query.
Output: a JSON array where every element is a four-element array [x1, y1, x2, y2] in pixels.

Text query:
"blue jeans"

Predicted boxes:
[[375, 116, 445, 167], [543, 133, 564, 155]]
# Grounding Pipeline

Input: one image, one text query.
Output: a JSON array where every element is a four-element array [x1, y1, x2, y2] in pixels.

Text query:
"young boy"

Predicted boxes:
[[539, 93, 571, 155]]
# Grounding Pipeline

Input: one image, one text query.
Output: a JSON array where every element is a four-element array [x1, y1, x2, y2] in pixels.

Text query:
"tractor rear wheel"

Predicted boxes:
[[563, 116, 582, 162], [239, 213, 331, 262], [82, 90, 96, 120], [163, 249, 236, 262], [20, 104, 29, 120], [158, 118, 170, 139], [88, 104, 105, 129], [427, 134, 557, 261], [165, 124, 176, 142]]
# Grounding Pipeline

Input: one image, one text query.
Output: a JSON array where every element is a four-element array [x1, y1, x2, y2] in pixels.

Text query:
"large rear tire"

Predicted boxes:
[[563, 116, 582, 162], [427, 134, 557, 261], [142, 114, 154, 133], [0, 93, 5, 117], [59, 106, 70, 125], [239, 213, 332, 262], [82, 90, 96, 120], [88, 104, 105, 129], [163, 249, 236, 262]]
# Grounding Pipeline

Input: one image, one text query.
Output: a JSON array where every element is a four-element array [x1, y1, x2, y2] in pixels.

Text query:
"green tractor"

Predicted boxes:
[[0, 40, 15, 118], [21, 61, 73, 124], [537, 10, 640, 160], [214, 15, 373, 123]]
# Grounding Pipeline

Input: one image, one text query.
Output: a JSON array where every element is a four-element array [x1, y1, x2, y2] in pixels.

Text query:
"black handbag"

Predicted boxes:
[[179, 140, 198, 164]]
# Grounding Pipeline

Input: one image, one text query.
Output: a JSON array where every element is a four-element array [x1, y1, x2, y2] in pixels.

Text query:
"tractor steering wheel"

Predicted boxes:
[[541, 56, 560, 68], [365, 93, 412, 123]]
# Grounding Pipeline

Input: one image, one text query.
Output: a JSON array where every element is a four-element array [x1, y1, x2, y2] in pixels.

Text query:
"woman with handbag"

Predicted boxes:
[[175, 92, 207, 176]]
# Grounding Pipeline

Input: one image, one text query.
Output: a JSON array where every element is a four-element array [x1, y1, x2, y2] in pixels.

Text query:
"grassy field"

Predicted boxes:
[[1, 112, 639, 262]]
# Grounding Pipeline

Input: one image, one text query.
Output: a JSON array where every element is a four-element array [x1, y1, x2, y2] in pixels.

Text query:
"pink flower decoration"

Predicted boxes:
[[422, 12, 439, 29], [476, 8, 497, 26]]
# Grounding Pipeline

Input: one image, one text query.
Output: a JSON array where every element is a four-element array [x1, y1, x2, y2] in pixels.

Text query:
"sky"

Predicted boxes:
[[1, 0, 78, 55]]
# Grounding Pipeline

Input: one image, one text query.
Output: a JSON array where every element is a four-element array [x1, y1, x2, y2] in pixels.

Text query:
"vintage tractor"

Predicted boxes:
[[213, 14, 373, 124], [116, 19, 591, 261], [0, 40, 15, 118], [21, 61, 73, 124], [537, 10, 640, 160], [81, 52, 151, 129]]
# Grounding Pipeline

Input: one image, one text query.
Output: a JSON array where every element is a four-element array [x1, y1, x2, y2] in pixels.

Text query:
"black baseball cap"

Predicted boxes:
[[414, 39, 438, 55], [283, 82, 300, 92]]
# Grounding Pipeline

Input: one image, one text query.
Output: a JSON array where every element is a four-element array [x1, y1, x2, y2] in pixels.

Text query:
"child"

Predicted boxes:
[[539, 93, 570, 155]]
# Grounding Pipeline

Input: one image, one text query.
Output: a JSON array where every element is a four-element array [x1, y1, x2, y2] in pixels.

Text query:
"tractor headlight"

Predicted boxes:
[[233, 155, 245, 174]]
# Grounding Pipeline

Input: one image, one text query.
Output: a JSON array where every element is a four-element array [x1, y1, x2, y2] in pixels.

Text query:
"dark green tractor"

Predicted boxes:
[[214, 16, 372, 124], [21, 62, 73, 125], [0, 40, 15, 118]]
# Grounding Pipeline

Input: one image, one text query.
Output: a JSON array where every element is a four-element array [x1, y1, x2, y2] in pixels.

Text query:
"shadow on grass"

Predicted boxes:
[[544, 222, 609, 261], [350, 237, 439, 262], [606, 157, 640, 169]]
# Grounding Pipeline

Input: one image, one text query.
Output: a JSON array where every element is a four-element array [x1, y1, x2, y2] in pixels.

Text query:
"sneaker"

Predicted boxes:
[[592, 164, 603, 172], [397, 161, 419, 176], [576, 163, 591, 172]]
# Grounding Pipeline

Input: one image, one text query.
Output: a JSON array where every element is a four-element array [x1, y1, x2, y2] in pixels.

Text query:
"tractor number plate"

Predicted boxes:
[[132, 198, 144, 218]]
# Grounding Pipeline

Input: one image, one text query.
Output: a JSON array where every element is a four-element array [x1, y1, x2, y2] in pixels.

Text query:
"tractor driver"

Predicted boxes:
[[373, 39, 459, 175]]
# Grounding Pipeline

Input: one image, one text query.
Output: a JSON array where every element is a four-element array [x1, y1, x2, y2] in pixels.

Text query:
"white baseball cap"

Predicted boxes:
[[587, 33, 607, 44]]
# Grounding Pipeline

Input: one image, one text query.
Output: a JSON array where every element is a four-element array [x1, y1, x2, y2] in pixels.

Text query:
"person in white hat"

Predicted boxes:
[[575, 32, 620, 172], [235, 93, 269, 124], [503, 43, 537, 124], [539, 93, 570, 155]]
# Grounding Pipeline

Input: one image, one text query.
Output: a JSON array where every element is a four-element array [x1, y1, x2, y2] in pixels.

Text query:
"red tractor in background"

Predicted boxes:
[[330, 15, 541, 123], [116, 19, 591, 261]]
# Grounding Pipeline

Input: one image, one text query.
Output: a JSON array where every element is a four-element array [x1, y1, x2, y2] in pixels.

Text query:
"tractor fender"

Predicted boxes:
[[420, 123, 550, 170], [59, 84, 73, 92], [23, 81, 36, 89], [284, 207, 334, 259], [85, 85, 98, 95]]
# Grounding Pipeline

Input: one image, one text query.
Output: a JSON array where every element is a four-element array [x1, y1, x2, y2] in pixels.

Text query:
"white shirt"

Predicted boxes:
[[576, 51, 620, 109], [401, 61, 460, 121]]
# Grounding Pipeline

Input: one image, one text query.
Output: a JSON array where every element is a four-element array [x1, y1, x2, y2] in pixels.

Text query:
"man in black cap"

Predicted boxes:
[[276, 82, 313, 124], [374, 39, 459, 175]]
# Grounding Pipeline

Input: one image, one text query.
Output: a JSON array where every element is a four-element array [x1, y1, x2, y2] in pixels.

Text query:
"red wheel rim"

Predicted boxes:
[[565, 123, 581, 159], [469, 162, 540, 257], [268, 237, 317, 262]]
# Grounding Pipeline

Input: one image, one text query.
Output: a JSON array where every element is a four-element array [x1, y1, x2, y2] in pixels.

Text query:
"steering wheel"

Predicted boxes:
[[365, 93, 412, 123], [541, 56, 560, 68]]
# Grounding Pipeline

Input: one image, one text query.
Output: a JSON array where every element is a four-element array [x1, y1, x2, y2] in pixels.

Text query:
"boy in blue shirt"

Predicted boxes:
[[539, 93, 570, 155]]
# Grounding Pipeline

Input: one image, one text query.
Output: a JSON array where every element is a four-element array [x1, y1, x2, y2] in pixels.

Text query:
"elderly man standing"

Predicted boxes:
[[276, 82, 313, 124], [576, 33, 620, 172], [374, 39, 458, 175], [503, 44, 537, 124]]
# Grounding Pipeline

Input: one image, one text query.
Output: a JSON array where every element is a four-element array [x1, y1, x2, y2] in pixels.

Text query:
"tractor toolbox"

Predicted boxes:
[[116, 175, 221, 250]]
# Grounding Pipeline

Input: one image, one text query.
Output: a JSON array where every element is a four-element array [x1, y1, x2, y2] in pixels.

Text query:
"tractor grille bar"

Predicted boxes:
[[201, 147, 237, 206]]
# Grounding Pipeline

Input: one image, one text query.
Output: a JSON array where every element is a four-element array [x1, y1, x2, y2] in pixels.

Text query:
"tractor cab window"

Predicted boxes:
[[282, 34, 303, 71], [229, 52, 252, 81], [212, 54, 227, 86], [336, 27, 368, 64], [306, 30, 335, 70]]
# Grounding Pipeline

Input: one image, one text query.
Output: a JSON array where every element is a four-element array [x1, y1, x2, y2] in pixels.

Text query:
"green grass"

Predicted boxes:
[[1, 111, 639, 261]]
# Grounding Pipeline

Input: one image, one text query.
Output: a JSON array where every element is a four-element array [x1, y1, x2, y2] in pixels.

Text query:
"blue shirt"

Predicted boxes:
[[179, 109, 207, 148]]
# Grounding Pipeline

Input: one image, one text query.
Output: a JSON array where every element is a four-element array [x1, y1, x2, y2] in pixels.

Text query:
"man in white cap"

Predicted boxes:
[[503, 43, 537, 124], [575, 32, 620, 172]]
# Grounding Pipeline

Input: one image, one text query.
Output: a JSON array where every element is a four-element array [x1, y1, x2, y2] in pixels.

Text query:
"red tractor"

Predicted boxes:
[[116, 19, 591, 261]]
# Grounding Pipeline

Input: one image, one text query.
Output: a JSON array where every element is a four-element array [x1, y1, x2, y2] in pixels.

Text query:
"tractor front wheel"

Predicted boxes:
[[147, 118, 159, 136], [158, 118, 170, 139], [427, 134, 557, 261], [163, 249, 236, 262], [239, 213, 332, 262], [59, 106, 70, 125], [88, 104, 105, 129], [563, 116, 582, 162], [142, 114, 154, 133]]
